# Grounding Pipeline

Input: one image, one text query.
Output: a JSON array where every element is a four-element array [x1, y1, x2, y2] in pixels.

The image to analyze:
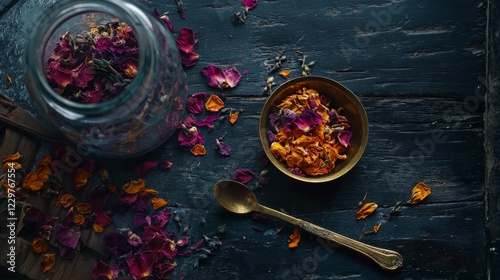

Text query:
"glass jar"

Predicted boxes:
[[23, 0, 187, 157]]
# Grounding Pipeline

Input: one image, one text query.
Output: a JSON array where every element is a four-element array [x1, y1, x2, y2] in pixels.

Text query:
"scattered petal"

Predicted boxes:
[[233, 169, 255, 183], [197, 114, 219, 127], [104, 232, 131, 256], [32, 238, 48, 253], [279, 70, 291, 78], [152, 198, 168, 210], [74, 168, 92, 189], [201, 65, 242, 89], [22, 172, 45, 192], [3, 152, 20, 162], [41, 253, 55, 273], [191, 144, 206, 156], [408, 182, 431, 204], [6, 75, 12, 89], [229, 112, 240, 124], [135, 161, 158, 178], [74, 214, 85, 226], [55, 224, 80, 249], [60, 194, 76, 208], [95, 212, 113, 227], [75, 202, 91, 214], [92, 260, 116, 280], [216, 139, 231, 156], [205, 94, 225, 112], [186, 92, 206, 114], [133, 194, 151, 213], [160, 160, 173, 170], [176, 27, 199, 67], [122, 179, 146, 195], [288, 227, 301, 248], [356, 203, 378, 220]]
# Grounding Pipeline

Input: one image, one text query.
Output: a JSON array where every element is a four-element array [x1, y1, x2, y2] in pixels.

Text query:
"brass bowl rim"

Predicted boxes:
[[259, 75, 369, 183]]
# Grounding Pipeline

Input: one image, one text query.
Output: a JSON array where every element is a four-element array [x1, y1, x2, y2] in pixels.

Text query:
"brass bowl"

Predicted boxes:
[[259, 76, 369, 183]]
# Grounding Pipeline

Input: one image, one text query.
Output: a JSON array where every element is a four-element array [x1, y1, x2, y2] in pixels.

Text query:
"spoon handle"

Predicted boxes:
[[255, 205, 403, 271], [298, 220, 403, 271]]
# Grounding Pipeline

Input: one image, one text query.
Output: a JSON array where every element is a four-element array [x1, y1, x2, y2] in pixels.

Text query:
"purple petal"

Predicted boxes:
[[233, 169, 255, 184], [104, 232, 131, 256], [55, 224, 80, 249], [243, 0, 258, 9], [186, 92, 206, 114], [151, 208, 172, 228], [216, 139, 231, 156], [338, 130, 353, 147], [197, 114, 219, 127]]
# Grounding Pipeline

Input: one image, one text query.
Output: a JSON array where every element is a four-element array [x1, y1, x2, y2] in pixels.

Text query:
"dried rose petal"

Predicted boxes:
[[191, 144, 206, 156], [160, 160, 173, 170], [126, 252, 155, 279], [135, 160, 158, 178], [216, 139, 231, 156], [151, 208, 172, 228], [92, 260, 116, 280], [154, 9, 174, 33], [104, 232, 131, 256], [90, 185, 110, 213], [122, 179, 146, 195], [243, 0, 258, 9], [197, 114, 219, 127], [142, 226, 166, 243], [190, 239, 204, 250], [151, 198, 168, 210], [74, 168, 92, 189], [176, 27, 198, 67], [32, 238, 48, 253], [62, 207, 75, 226], [133, 194, 151, 213], [55, 224, 80, 249], [186, 92, 206, 114], [95, 212, 113, 227], [201, 65, 242, 89], [3, 152, 20, 162], [134, 212, 151, 228], [205, 95, 225, 112], [338, 130, 353, 148], [279, 70, 291, 78], [233, 169, 255, 184], [154, 261, 177, 279]]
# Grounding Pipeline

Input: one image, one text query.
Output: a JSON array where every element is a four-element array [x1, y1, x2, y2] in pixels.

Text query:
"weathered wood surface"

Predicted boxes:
[[0, 0, 496, 279]]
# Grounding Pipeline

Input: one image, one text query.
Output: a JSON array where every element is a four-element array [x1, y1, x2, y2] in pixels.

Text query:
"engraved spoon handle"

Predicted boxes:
[[298, 220, 403, 271], [254, 204, 403, 271]]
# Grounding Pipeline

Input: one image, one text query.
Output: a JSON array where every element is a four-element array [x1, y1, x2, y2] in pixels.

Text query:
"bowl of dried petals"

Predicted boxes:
[[259, 76, 369, 183]]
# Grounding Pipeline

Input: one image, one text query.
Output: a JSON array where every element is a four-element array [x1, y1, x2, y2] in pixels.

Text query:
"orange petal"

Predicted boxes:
[[408, 182, 431, 204], [205, 94, 224, 112], [6, 75, 12, 89], [41, 253, 55, 273], [32, 238, 48, 253], [279, 70, 291, 78], [3, 162, 21, 172], [151, 198, 168, 210], [288, 227, 301, 248], [74, 214, 85, 226], [2, 152, 20, 162], [74, 168, 92, 190], [60, 194, 76, 208], [22, 172, 45, 192], [75, 202, 91, 214], [356, 202, 378, 219], [191, 144, 206, 156], [41, 154, 52, 164], [229, 112, 240, 124], [122, 179, 146, 195], [93, 223, 104, 233], [141, 188, 158, 196], [36, 162, 51, 180]]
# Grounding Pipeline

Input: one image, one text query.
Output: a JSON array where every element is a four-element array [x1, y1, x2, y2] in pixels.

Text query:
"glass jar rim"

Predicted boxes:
[[24, 0, 153, 116]]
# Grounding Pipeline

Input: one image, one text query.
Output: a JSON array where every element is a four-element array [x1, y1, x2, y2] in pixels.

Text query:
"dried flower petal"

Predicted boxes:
[[191, 144, 206, 156], [93, 223, 104, 233], [408, 182, 431, 204], [41, 253, 55, 273], [62, 207, 75, 226], [229, 112, 240, 124], [75, 202, 91, 214], [216, 139, 231, 156], [151, 208, 172, 227], [205, 95, 225, 112], [74, 168, 92, 189], [288, 227, 301, 248], [152, 198, 168, 210], [4, 161, 21, 172], [90, 185, 111, 213], [160, 160, 173, 170], [176, 27, 199, 67], [92, 260, 117, 280], [104, 232, 131, 256], [279, 70, 291, 78], [356, 203, 378, 220], [154, 9, 174, 33], [122, 179, 146, 195], [186, 92, 207, 114], [243, 0, 258, 9], [22, 172, 44, 192], [6, 74, 12, 89], [338, 130, 353, 147], [74, 214, 85, 226], [233, 169, 255, 183], [201, 65, 242, 89], [95, 212, 113, 227], [135, 160, 158, 178], [126, 252, 155, 279], [60, 194, 76, 208], [32, 238, 48, 253], [3, 152, 20, 162], [55, 224, 80, 249], [197, 114, 219, 127]]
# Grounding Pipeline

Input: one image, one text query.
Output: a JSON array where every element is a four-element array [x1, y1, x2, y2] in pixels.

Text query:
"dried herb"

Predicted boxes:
[[268, 87, 352, 176], [296, 51, 315, 76], [233, 8, 249, 24], [46, 21, 139, 104]]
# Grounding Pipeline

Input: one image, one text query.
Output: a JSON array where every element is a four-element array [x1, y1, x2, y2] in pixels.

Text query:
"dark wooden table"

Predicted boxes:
[[0, 0, 499, 279]]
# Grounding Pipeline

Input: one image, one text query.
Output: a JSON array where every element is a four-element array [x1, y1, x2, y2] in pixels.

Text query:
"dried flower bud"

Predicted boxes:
[[308, 61, 315, 66], [266, 77, 274, 84], [280, 55, 287, 61]]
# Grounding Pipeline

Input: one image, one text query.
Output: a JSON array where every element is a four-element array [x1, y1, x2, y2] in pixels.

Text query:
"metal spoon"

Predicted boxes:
[[214, 180, 403, 271]]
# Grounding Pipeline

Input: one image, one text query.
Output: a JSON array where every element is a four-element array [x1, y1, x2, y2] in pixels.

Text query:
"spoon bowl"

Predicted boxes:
[[214, 180, 258, 214]]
